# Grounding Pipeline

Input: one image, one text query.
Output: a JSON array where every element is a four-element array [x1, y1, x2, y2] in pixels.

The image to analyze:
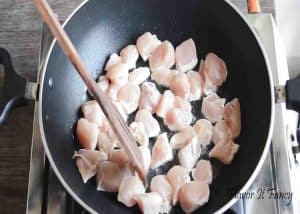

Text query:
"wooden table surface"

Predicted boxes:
[[0, 1, 274, 213]]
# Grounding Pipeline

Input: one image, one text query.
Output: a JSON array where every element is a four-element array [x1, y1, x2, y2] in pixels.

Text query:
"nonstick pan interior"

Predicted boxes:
[[40, 0, 273, 213]]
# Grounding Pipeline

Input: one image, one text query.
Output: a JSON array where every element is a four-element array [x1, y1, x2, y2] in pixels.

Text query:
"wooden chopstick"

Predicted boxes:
[[33, 0, 146, 184]]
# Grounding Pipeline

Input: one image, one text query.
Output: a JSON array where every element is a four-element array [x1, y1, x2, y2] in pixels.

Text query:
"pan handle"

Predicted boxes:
[[0, 47, 28, 125], [247, 0, 261, 13], [286, 75, 300, 113]]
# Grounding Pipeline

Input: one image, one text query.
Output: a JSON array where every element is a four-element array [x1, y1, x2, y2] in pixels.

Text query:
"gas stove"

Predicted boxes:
[[25, 13, 300, 214]]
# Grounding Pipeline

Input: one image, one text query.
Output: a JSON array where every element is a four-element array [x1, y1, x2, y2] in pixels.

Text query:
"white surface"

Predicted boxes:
[[275, 0, 300, 78]]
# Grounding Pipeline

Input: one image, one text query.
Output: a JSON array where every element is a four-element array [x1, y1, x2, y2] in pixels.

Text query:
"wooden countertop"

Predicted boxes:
[[0, 1, 274, 213]]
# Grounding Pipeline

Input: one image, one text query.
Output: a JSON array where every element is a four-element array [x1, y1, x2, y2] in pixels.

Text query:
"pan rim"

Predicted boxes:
[[37, 0, 275, 213]]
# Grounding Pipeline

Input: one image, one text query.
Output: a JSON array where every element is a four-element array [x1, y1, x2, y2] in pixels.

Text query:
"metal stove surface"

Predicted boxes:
[[26, 14, 299, 214]]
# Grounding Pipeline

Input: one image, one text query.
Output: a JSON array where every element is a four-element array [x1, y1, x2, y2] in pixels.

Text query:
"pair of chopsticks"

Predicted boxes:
[[33, 0, 146, 183]]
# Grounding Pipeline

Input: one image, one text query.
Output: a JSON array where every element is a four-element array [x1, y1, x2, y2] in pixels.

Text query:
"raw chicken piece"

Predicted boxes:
[[118, 175, 145, 207], [164, 108, 193, 131], [97, 75, 110, 93], [73, 149, 107, 183], [81, 100, 103, 126], [204, 53, 228, 86], [199, 59, 217, 95], [178, 137, 201, 171], [175, 38, 198, 72], [156, 90, 175, 118], [136, 192, 164, 214], [96, 161, 129, 192], [201, 93, 226, 123], [178, 181, 210, 213], [135, 109, 160, 138], [200, 53, 228, 95], [109, 149, 129, 168], [136, 32, 161, 61], [149, 41, 175, 71], [105, 53, 121, 71], [192, 160, 213, 184], [129, 122, 149, 146], [166, 165, 190, 205], [209, 139, 239, 164], [98, 119, 120, 153], [139, 82, 161, 113], [106, 83, 122, 101], [193, 119, 213, 146], [88, 75, 109, 97], [170, 72, 190, 99], [170, 126, 195, 149], [187, 70, 202, 101], [212, 120, 232, 145], [224, 98, 241, 138], [98, 128, 114, 154], [174, 96, 192, 112], [150, 175, 173, 202], [77, 118, 99, 150], [138, 146, 151, 173], [151, 133, 173, 169], [106, 63, 129, 85], [120, 45, 139, 69], [151, 68, 178, 88], [117, 83, 141, 114], [129, 67, 150, 85]]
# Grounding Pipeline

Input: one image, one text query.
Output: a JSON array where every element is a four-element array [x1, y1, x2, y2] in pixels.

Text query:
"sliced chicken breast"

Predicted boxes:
[[175, 38, 198, 72], [77, 118, 99, 150], [81, 100, 103, 127], [151, 133, 173, 169], [212, 119, 232, 145], [170, 126, 195, 149], [193, 119, 213, 146], [117, 82, 141, 114], [135, 109, 160, 138], [120, 45, 139, 69], [156, 90, 175, 118], [136, 192, 164, 214], [109, 149, 129, 168], [129, 122, 149, 146], [73, 149, 107, 183], [192, 160, 213, 184], [164, 108, 193, 131], [151, 68, 178, 88], [117, 175, 145, 207], [138, 145, 151, 174], [166, 165, 190, 205], [201, 93, 225, 123], [136, 32, 161, 61], [178, 181, 210, 213], [106, 63, 129, 86], [170, 72, 190, 99], [129, 67, 150, 85], [224, 98, 241, 138], [204, 53, 228, 86], [139, 82, 161, 113], [150, 175, 173, 202], [105, 53, 121, 71], [178, 137, 201, 171], [149, 41, 175, 71], [96, 161, 131, 192], [209, 139, 239, 164], [186, 70, 202, 101]]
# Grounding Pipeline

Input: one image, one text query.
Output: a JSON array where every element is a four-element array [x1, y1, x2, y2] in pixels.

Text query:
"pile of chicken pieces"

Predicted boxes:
[[74, 32, 241, 213]]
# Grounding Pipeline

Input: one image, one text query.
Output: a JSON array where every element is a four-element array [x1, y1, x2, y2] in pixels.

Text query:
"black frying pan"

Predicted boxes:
[[1, 0, 300, 213]]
